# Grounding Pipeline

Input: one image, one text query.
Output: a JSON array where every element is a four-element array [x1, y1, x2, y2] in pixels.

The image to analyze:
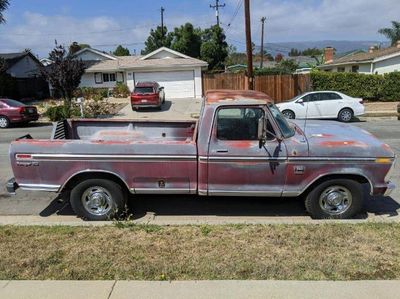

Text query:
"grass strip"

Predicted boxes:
[[0, 223, 399, 280]]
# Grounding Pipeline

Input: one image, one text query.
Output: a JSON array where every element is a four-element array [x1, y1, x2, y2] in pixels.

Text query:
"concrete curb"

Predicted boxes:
[[0, 280, 399, 299], [0, 214, 399, 226]]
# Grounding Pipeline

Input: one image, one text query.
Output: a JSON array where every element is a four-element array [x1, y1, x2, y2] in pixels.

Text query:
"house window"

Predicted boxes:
[[337, 67, 345, 72], [351, 65, 359, 73], [94, 73, 103, 84], [102, 73, 116, 82]]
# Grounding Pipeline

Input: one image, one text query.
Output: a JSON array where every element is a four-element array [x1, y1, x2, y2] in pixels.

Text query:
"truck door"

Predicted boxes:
[[206, 106, 288, 196]]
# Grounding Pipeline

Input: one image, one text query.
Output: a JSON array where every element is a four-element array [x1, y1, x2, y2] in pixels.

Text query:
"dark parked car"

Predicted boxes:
[[0, 98, 39, 128], [131, 82, 165, 110]]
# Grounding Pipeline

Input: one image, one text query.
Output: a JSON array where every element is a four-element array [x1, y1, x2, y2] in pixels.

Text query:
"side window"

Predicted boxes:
[[328, 92, 342, 100], [305, 93, 320, 102], [217, 107, 264, 140], [302, 94, 312, 102]]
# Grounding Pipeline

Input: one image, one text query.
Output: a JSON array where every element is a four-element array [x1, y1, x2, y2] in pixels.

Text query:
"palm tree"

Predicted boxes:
[[378, 21, 400, 46], [0, 0, 9, 24]]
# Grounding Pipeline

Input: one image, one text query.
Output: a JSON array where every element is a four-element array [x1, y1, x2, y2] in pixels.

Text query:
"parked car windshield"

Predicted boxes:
[[2, 99, 25, 107], [134, 87, 154, 94], [268, 103, 295, 138]]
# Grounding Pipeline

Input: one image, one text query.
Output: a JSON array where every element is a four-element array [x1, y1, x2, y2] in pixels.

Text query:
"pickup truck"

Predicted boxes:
[[7, 90, 396, 220]]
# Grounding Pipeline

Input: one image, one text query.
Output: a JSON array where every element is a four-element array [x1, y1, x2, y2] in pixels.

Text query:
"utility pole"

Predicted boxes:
[[244, 0, 254, 90], [260, 17, 266, 69], [210, 0, 225, 27], [160, 7, 165, 43]]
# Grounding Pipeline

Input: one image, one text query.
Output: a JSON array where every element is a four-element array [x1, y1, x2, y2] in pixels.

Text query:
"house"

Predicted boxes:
[[73, 47, 208, 99], [0, 51, 49, 99], [0, 51, 42, 78], [319, 41, 400, 74]]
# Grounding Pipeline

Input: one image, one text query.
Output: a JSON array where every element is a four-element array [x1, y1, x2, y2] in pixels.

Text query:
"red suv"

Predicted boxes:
[[0, 98, 39, 128], [131, 82, 165, 110]]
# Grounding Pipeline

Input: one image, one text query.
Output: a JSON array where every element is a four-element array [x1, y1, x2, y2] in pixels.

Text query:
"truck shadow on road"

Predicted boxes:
[[39, 192, 400, 220]]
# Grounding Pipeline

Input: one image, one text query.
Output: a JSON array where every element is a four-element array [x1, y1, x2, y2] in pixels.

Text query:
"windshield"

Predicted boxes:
[[268, 103, 295, 138], [134, 87, 154, 94], [291, 93, 305, 102], [2, 99, 25, 107]]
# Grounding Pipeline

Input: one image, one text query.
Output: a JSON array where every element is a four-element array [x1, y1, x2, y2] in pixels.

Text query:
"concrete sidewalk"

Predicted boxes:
[[0, 280, 399, 299]]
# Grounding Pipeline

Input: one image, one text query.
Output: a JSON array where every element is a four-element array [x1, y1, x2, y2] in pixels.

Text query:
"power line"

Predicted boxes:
[[226, 0, 243, 31]]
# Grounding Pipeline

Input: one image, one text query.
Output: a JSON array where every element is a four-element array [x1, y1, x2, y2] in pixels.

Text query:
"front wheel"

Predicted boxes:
[[282, 110, 295, 119], [338, 108, 353, 122], [70, 179, 127, 221], [305, 179, 363, 219]]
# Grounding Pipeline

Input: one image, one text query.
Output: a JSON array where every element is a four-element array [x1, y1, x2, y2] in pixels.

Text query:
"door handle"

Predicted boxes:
[[216, 149, 228, 153]]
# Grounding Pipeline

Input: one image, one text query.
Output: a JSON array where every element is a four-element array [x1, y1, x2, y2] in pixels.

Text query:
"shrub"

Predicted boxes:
[[381, 72, 400, 101], [44, 105, 80, 121], [114, 82, 130, 98], [83, 101, 117, 118], [311, 71, 384, 100]]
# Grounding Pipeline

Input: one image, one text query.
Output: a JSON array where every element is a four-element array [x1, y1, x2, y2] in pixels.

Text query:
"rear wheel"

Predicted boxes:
[[282, 110, 295, 119], [0, 116, 10, 128], [338, 108, 353, 122], [70, 179, 127, 221], [305, 179, 363, 219]]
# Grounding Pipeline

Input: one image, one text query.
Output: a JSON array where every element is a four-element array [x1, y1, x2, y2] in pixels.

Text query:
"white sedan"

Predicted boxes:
[[276, 91, 365, 122]]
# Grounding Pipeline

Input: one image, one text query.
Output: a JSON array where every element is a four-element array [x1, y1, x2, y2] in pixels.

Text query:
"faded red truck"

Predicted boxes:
[[7, 90, 396, 220]]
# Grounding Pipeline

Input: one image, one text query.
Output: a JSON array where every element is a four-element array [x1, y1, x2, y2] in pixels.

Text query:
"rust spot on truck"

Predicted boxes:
[[206, 90, 274, 105], [319, 140, 368, 148]]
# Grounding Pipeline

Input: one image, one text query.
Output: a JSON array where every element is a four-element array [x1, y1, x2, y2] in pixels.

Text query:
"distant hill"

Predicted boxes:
[[258, 40, 390, 56]]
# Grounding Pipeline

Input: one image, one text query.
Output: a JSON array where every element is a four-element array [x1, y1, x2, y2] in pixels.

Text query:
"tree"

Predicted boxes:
[[0, 0, 9, 24], [142, 26, 173, 54], [171, 23, 202, 58], [68, 42, 91, 55], [289, 48, 301, 57], [274, 53, 283, 62], [41, 44, 86, 116], [379, 21, 400, 46], [301, 47, 323, 56], [200, 25, 228, 70], [278, 59, 299, 72], [113, 45, 130, 56]]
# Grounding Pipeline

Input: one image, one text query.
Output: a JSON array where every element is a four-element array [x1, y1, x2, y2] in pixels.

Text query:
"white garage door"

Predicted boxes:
[[135, 70, 195, 99]]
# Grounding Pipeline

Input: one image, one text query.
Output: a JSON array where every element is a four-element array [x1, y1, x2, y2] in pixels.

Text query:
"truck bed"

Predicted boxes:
[[56, 119, 197, 143]]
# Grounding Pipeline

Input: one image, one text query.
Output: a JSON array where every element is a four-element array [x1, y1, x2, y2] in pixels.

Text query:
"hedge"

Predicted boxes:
[[311, 71, 400, 101]]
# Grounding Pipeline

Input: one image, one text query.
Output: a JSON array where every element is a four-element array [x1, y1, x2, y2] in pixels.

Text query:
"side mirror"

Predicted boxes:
[[257, 117, 267, 149], [296, 99, 303, 104], [160, 87, 164, 90]]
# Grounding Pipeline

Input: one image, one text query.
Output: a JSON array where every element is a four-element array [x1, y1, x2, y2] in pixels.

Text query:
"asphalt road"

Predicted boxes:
[[0, 118, 399, 221]]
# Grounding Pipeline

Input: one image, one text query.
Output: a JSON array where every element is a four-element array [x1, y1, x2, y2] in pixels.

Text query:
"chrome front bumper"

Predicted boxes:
[[384, 181, 396, 197]]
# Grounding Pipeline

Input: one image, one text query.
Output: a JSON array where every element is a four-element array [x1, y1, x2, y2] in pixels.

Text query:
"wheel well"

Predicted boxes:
[[282, 109, 295, 117], [302, 174, 370, 196], [339, 107, 354, 115], [62, 171, 130, 193]]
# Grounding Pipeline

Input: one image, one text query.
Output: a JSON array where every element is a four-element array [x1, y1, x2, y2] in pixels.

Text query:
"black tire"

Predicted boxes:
[[338, 108, 353, 122], [0, 116, 10, 128], [282, 110, 295, 119], [70, 179, 127, 221], [305, 179, 363, 219]]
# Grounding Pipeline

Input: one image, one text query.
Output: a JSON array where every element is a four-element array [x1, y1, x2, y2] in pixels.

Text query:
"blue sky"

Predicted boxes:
[[0, 0, 399, 57]]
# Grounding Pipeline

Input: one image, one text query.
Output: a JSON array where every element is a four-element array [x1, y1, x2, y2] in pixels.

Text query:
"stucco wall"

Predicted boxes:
[[373, 55, 400, 74]]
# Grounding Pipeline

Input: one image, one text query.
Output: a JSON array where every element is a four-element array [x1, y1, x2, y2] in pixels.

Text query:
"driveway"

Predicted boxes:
[[113, 97, 202, 120]]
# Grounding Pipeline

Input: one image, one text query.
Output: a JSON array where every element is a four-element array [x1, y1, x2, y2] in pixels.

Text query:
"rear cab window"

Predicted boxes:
[[217, 107, 265, 140]]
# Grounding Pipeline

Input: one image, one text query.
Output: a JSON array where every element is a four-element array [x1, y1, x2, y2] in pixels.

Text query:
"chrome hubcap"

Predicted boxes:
[[340, 110, 352, 121], [0, 118, 8, 128], [81, 186, 113, 216], [319, 185, 352, 215], [283, 111, 294, 119]]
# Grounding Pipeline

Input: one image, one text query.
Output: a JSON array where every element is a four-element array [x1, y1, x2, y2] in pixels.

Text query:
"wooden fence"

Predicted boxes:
[[202, 73, 312, 103]]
